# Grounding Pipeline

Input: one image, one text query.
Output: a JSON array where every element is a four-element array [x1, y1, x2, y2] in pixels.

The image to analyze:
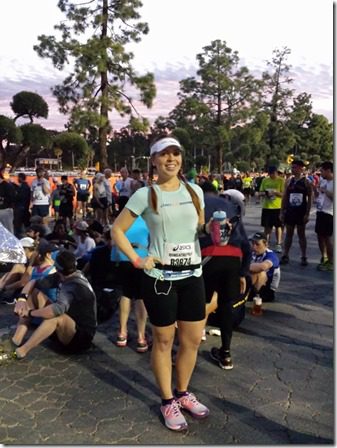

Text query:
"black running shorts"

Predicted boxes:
[[141, 274, 206, 327]]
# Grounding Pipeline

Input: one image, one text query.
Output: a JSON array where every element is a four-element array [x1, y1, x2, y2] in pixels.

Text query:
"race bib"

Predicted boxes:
[[33, 186, 43, 201], [80, 183, 87, 190], [163, 242, 199, 267], [289, 193, 303, 207]]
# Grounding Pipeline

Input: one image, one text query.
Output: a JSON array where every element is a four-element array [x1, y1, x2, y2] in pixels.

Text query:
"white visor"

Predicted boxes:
[[150, 137, 181, 156]]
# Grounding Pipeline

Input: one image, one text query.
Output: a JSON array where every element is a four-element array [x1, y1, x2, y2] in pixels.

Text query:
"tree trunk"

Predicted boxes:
[[98, 0, 109, 170]]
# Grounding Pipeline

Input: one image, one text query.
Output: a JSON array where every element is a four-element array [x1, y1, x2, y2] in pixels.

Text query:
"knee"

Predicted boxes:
[[153, 335, 174, 352]]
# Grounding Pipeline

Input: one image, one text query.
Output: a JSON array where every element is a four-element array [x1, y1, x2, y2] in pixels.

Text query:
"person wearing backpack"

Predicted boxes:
[[199, 181, 251, 371]]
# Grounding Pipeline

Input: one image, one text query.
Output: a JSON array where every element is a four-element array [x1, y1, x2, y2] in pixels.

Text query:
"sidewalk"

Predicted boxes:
[[0, 204, 333, 445]]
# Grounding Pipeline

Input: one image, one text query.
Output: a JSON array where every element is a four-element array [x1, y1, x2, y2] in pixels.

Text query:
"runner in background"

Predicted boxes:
[[74, 170, 91, 219]]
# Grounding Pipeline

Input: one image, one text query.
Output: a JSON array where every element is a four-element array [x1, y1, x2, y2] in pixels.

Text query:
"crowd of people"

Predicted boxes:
[[0, 139, 333, 432]]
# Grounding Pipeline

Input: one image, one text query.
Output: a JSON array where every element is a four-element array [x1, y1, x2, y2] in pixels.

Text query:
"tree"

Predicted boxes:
[[0, 116, 22, 167], [53, 132, 89, 169], [34, 0, 156, 169], [170, 40, 263, 171], [11, 124, 51, 171], [262, 47, 294, 160], [11, 91, 49, 123]]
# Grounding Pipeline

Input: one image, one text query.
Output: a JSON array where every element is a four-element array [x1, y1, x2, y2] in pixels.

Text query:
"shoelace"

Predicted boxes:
[[164, 401, 182, 417], [182, 393, 198, 405]]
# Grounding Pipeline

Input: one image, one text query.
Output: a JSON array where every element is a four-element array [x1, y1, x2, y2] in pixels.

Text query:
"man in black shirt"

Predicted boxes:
[[0, 250, 97, 361], [0, 168, 16, 233], [13, 173, 31, 238]]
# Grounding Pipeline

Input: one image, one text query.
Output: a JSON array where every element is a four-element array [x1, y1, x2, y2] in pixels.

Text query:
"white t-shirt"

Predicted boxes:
[[31, 179, 51, 206], [316, 179, 333, 215], [119, 177, 133, 198], [74, 236, 96, 258], [126, 182, 204, 280]]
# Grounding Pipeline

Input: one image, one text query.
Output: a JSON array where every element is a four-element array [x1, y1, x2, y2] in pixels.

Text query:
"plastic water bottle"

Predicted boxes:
[[210, 210, 229, 246], [251, 295, 263, 316]]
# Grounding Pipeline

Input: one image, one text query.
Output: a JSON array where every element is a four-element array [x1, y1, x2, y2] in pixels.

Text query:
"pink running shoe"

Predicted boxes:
[[116, 334, 127, 347], [160, 400, 188, 431], [176, 392, 210, 419]]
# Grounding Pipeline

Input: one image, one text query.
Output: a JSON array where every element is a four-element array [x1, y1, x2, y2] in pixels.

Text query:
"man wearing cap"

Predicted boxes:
[[280, 160, 312, 266], [259, 166, 285, 253], [31, 167, 51, 218], [249, 232, 281, 302], [0, 250, 97, 361]]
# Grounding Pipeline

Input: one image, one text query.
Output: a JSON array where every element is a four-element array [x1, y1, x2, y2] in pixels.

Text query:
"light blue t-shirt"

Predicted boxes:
[[125, 182, 204, 280], [111, 216, 149, 262]]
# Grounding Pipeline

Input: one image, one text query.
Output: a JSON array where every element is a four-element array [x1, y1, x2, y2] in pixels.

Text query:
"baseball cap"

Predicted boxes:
[[75, 221, 89, 231], [150, 137, 182, 156], [37, 239, 58, 255], [20, 237, 35, 248], [249, 232, 267, 241]]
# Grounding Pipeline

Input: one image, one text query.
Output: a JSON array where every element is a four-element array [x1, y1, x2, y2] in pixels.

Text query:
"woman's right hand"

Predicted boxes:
[[134, 255, 159, 270]]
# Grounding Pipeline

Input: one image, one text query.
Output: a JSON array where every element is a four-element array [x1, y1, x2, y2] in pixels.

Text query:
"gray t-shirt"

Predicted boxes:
[[126, 182, 204, 280]]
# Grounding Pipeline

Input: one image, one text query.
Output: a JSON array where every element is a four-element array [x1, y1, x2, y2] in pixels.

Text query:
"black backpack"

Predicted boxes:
[[95, 287, 121, 324]]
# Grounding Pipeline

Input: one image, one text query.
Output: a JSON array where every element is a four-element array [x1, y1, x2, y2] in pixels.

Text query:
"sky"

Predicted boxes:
[[0, 0, 333, 131]]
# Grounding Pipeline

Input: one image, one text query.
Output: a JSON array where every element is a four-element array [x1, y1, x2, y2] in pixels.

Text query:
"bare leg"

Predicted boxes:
[[275, 226, 283, 245], [16, 314, 76, 358], [118, 296, 131, 336], [175, 319, 205, 392], [283, 224, 295, 256], [134, 300, 147, 341], [12, 290, 50, 346], [297, 224, 307, 258], [150, 324, 176, 399]]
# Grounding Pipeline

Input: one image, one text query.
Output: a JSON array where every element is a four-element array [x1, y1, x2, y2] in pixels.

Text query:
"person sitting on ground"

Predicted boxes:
[[0, 250, 97, 361], [45, 219, 77, 251], [248, 231, 281, 302], [73, 220, 96, 269], [0, 237, 37, 305]]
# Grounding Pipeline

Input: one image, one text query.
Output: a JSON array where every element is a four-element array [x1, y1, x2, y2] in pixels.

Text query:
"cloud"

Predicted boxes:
[[0, 59, 332, 130]]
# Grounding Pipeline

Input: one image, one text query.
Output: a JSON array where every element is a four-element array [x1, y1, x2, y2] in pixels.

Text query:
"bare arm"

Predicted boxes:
[[250, 260, 273, 273]]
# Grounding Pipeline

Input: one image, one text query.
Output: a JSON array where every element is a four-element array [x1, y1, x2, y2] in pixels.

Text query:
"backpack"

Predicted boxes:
[[95, 287, 121, 324]]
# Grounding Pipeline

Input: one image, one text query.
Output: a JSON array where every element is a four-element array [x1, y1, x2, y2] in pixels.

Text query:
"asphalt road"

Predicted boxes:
[[0, 202, 333, 445]]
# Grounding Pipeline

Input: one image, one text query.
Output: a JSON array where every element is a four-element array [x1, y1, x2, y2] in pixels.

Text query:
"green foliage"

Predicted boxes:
[[53, 131, 89, 168], [34, 0, 156, 168], [20, 124, 50, 148], [11, 91, 48, 123], [236, 160, 250, 173], [0, 115, 22, 147]]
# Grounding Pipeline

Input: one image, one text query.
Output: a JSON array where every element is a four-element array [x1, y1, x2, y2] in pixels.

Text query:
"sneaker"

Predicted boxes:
[[201, 328, 207, 342], [160, 400, 188, 431], [210, 347, 233, 370], [280, 255, 289, 265], [208, 328, 221, 336], [275, 244, 282, 253], [0, 338, 18, 353], [300, 257, 308, 266], [317, 261, 333, 272], [116, 333, 127, 347], [136, 339, 149, 353], [175, 392, 210, 419]]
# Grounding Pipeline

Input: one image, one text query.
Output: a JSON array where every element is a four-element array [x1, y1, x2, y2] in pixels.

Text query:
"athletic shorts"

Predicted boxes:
[[116, 262, 143, 300], [32, 204, 50, 218], [50, 325, 94, 354], [77, 193, 89, 203], [284, 210, 306, 226], [315, 211, 333, 237], [261, 208, 282, 228], [59, 204, 74, 218], [141, 274, 206, 327]]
